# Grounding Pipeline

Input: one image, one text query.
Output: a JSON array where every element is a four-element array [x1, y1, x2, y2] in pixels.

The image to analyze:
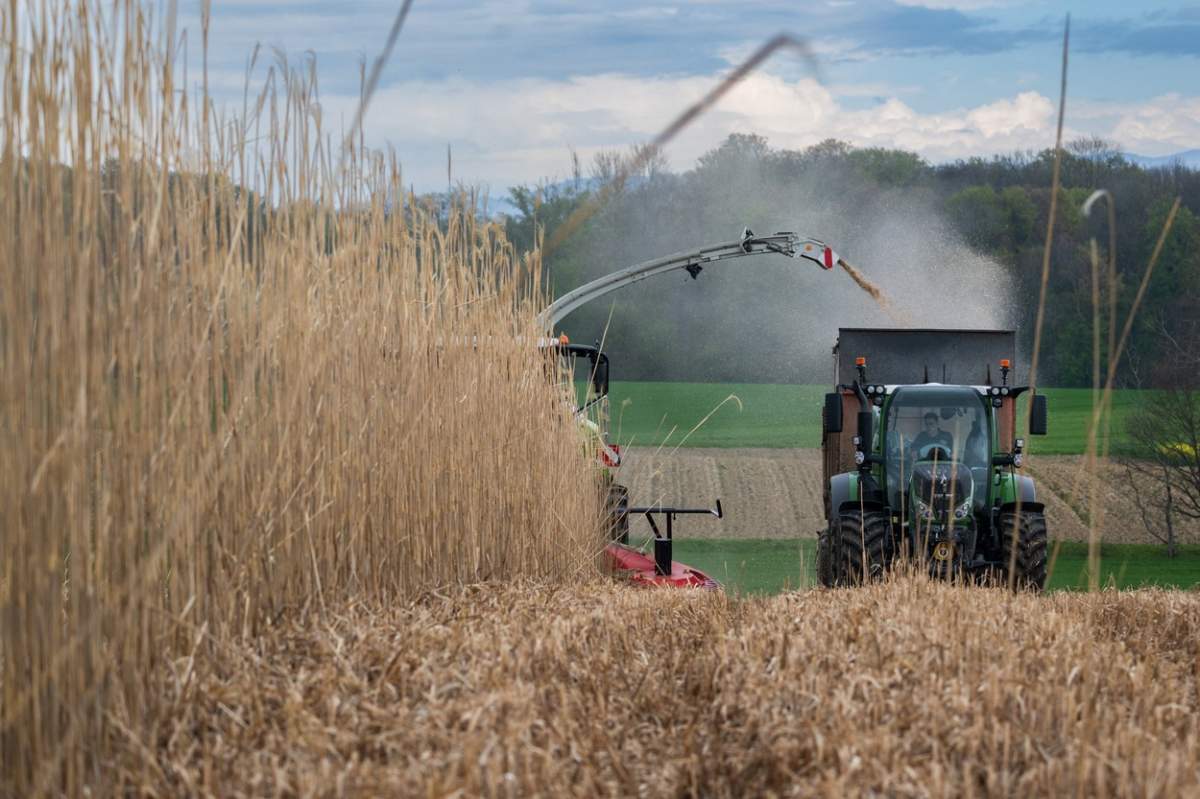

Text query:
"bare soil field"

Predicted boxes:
[[128, 579, 1200, 796], [620, 447, 1200, 545]]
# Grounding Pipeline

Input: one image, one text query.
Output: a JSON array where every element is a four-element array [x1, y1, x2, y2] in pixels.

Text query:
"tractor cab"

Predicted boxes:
[[553, 341, 618, 469], [883, 385, 992, 516]]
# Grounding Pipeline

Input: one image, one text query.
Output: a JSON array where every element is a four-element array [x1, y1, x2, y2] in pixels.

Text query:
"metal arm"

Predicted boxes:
[[537, 228, 840, 332], [625, 499, 724, 576]]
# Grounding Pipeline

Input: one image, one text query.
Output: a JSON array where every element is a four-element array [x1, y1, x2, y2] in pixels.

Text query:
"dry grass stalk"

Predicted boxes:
[[0, 1, 602, 793]]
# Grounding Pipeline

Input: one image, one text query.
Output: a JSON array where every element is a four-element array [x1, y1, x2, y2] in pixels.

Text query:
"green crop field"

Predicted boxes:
[[659, 539, 1200, 596], [609, 381, 1148, 454], [609, 381, 827, 449]]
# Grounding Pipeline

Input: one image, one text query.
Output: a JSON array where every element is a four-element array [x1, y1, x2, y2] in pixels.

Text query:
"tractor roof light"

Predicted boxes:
[[1000, 359, 1011, 369], [855, 356, 867, 366]]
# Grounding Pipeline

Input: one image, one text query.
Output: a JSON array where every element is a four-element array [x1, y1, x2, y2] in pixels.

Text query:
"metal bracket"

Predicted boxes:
[[626, 500, 723, 575]]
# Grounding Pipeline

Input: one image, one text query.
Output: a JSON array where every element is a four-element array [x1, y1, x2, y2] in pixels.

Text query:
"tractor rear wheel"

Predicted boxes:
[[998, 508, 1048, 591], [832, 508, 893, 585]]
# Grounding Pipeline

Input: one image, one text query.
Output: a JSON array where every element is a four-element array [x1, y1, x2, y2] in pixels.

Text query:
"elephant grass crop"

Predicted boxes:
[[0, 1, 603, 793]]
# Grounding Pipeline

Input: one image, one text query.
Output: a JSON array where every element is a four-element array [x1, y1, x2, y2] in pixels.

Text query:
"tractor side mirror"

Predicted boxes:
[[591, 355, 609, 398], [823, 392, 843, 434], [1029, 394, 1048, 436]]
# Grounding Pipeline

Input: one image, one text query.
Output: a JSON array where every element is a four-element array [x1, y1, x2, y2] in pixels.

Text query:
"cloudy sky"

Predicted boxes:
[[185, 0, 1200, 192]]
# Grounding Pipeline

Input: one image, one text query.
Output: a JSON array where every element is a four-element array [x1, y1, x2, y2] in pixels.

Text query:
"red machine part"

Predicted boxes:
[[604, 543, 720, 590]]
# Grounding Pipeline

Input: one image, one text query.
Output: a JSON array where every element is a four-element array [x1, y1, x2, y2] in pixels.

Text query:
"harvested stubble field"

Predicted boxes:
[[620, 447, 1200, 544], [129, 577, 1200, 796]]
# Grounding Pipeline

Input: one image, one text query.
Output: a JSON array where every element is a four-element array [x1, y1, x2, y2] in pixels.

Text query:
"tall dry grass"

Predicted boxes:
[[0, 1, 603, 793]]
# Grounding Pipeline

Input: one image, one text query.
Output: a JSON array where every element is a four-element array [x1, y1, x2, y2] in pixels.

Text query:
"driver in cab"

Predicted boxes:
[[912, 411, 954, 455]]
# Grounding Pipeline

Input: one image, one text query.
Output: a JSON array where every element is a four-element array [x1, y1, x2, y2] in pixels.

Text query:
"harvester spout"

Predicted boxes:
[[537, 229, 841, 333]]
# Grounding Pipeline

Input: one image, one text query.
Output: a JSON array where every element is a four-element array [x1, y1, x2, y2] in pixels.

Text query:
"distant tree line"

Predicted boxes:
[[504, 135, 1200, 388]]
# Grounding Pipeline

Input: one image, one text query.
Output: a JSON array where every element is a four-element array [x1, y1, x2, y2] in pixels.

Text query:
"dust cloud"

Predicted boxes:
[[556, 154, 1019, 384]]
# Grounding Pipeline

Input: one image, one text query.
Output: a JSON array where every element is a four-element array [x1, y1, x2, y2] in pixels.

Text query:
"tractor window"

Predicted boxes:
[[559, 353, 601, 410], [559, 351, 610, 440], [884, 386, 989, 511]]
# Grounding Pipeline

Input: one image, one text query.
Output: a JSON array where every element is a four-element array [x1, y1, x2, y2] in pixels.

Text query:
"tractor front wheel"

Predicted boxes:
[[998, 508, 1048, 591], [827, 508, 893, 586]]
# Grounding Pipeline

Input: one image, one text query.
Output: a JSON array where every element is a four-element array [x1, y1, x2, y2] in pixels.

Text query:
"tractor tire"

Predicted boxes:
[[998, 508, 1048, 591], [834, 508, 893, 585], [607, 483, 630, 544]]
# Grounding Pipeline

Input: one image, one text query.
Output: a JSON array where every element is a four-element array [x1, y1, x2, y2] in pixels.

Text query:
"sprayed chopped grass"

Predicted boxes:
[[611, 381, 1142, 453]]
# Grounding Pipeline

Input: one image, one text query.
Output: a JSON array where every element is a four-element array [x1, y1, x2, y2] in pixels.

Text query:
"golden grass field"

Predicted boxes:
[[3, 1, 1199, 796], [119, 576, 1200, 796]]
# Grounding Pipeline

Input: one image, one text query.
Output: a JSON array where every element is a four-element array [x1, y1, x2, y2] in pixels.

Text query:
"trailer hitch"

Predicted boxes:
[[626, 500, 723, 576]]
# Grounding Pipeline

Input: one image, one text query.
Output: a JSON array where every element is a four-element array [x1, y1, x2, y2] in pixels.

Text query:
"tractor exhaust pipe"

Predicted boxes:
[[854, 378, 873, 469]]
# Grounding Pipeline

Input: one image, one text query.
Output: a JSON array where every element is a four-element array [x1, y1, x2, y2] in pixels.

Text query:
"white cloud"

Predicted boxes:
[[965, 92, 1055, 137], [321, 73, 1200, 189], [1105, 94, 1200, 155]]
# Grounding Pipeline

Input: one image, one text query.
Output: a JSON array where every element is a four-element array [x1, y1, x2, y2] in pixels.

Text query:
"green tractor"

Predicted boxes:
[[817, 329, 1049, 590]]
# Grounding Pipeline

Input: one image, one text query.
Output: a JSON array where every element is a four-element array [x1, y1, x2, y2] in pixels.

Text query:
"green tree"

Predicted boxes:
[[946, 186, 1007, 252], [846, 147, 927, 186], [999, 186, 1037, 247]]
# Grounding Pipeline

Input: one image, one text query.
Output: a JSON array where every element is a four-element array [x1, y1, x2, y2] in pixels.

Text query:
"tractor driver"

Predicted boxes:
[[912, 411, 954, 456]]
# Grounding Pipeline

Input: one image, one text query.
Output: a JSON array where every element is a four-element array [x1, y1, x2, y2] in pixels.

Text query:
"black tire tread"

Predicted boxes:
[[833, 508, 892, 585], [998, 509, 1048, 591]]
